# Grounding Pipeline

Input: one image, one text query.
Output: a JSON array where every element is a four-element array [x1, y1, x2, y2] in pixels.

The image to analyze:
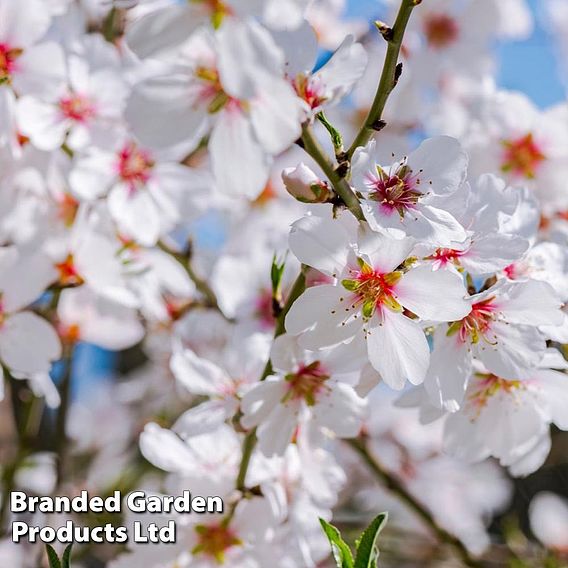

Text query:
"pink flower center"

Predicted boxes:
[[192, 523, 242, 564], [284, 361, 330, 406], [423, 14, 460, 49], [0, 43, 22, 81], [342, 259, 403, 319], [55, 254, 84, 287], [366, 164, 424, 218], [427, 248, 465, 266], [469, 373, 524, 411], [448, 297, 497, 344], [117, 143, 154, 187], [59, 94, 96, 123], [293, 74, 327, 110], [501, 133, 546, 179]]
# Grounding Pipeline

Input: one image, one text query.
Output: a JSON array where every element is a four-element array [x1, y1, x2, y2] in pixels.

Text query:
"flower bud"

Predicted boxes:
[[282, 163, 331, 203]]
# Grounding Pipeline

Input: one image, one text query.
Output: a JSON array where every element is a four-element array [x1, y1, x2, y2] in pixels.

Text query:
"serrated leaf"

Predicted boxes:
[[62, 544, 73, 568], [354, 512, 388, 568], [319, 518, 354, 568], [46, 545, 61, 568]]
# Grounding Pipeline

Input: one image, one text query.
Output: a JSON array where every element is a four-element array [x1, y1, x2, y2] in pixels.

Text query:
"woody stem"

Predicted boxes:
[[235, 268, 306, 493], [346, 0, 420, 159], [300, 124, 365, 221]]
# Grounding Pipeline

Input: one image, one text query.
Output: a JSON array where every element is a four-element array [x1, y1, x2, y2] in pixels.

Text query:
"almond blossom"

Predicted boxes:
[[424, 278, 563, 411], [125, 20, 304, 199], [351, 136, 468, 245], [241, 334, 367, 456], [285, 212, 470, 389]]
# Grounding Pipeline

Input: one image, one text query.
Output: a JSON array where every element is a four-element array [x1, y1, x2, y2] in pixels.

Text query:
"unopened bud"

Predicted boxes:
[[282, 163, 331, 203]]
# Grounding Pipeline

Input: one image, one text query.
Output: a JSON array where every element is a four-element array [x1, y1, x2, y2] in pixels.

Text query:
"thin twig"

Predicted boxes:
[[346, 0, 419, 159], [55, 350, 74, 486], [234, 268, 306, 493], [301, 124, 365, 221], [157, 240, 233, 322], [347, 438, 484, 568]]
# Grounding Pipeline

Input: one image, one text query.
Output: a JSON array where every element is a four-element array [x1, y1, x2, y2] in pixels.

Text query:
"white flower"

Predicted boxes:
[[126, 19, 304, 200], [69, 139, 212, 245], [434, 353, 568, 477], [241, 334, 367, 456], [352, 136, 468, 246], [424, 278, 563, 412], [285, 212, 470, 389], [17, 54, 127, 152]]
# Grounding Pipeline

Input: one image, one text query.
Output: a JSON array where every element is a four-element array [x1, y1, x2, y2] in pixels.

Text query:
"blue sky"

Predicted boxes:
[[348, 0, 566, 108]]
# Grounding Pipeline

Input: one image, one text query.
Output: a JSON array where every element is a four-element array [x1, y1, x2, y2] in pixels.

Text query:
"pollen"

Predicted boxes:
[[58, 94, 96, 123], [367, 163, 423, 218], [283, 361, 330, 406], [55, 254, 84, 287], [469, 372, 525, 411], [342, 258, 402, 319], [293, 74, 327, 110], [0, 43, 23, 82], [447, 297, 497, 344], [117, 142, 154, 187], [501, 133, 546, 179], [192, 523, 242, 564]]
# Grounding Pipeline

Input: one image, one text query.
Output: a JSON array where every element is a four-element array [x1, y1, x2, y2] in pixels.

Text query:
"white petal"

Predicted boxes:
[[125, 5, 203, 60], [395, 264, 470, 321], [107, 184, 161, 246], [366, 310, 430, 389], [500, 280, 563, 326], [139, 423, 194, 473], [285, 285, 362, 348], [0, 312, 61, 374], [249, 78, 302, 154], [424, 328, 472, 411], [13, 42, 65, 97], [217, 19, 284, 100], [289, 214, 350, 277], [125, 75, 207, 150], [210, 106, 270, 199], [16, 96, 67, 151], [357, 228, 415, 273], [408, 136, 468, 196], [170, 348, 229, 396]]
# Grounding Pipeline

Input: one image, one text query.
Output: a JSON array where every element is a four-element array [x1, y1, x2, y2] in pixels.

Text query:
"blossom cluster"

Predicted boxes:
[[0, 0, 567, 566]]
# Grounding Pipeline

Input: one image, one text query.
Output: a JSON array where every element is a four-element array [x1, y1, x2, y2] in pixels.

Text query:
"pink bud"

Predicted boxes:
[[282, 163, 331, 203]]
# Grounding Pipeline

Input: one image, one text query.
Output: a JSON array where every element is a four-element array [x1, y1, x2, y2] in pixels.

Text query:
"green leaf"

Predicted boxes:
[[46, 545, 61, 568], [354, 512, 388, 568], [319, 518, 354, 568], [62, 544, 73, 568]]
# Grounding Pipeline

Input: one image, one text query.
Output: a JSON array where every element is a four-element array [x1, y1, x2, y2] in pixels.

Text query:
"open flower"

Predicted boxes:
[[424, 278, 563, 412], [351, 136, 468, 246], [241, 334, 366, 456], [285, 212, 470, 389]]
